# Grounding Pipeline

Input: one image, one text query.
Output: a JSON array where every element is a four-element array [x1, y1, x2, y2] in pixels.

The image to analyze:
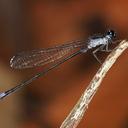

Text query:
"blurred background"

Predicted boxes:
[[0, 0, 128, 128]]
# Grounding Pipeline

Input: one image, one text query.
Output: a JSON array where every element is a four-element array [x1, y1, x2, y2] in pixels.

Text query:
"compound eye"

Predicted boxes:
[[107, 30, 116, 38]]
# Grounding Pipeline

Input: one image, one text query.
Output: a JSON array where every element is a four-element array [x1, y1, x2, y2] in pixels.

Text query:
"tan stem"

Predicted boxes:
[[60, 40, 128, 128]]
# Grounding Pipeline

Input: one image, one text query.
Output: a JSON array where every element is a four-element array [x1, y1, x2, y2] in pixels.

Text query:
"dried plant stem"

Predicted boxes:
[[60, 40, 128, 128]]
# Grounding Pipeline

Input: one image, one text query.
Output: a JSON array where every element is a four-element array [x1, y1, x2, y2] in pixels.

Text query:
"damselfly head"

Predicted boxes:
[[106, 30, 116, 39]]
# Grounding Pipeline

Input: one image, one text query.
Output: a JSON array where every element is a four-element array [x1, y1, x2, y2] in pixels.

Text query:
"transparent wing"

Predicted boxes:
[[10, 40, 85, 69]]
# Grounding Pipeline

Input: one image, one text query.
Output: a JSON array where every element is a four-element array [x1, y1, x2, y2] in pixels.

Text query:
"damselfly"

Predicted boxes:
[[0, 30, 116, 100]]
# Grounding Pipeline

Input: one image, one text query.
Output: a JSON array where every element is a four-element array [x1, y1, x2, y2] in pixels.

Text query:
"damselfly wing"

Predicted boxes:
[[10, 40, 85, 69]]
